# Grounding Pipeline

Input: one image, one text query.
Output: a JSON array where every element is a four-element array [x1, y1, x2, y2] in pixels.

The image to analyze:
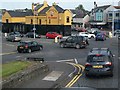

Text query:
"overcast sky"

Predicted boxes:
[[0, 0, 119, 11]]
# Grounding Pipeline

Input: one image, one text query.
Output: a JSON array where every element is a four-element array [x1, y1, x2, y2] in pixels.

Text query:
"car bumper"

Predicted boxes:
[[17, 48, 28, 53], [85, 69, 112, 76]]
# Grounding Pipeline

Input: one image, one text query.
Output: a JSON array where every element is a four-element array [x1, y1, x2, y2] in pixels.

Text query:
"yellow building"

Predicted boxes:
[[2, 1, 72, 35]]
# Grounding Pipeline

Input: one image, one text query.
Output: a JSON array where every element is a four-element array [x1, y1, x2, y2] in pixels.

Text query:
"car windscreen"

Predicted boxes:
[[18, 42, 31, 46], [87, 55, 108, 62]]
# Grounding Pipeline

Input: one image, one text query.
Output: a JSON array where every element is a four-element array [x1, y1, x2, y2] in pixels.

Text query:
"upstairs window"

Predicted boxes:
[[116, 13, 119, 17], [66, 16, 70, 23], [109, 13, 112, 17], [39, 19, 41, 25], [31, 19, 33, 24], [6, 19, 9, 23]]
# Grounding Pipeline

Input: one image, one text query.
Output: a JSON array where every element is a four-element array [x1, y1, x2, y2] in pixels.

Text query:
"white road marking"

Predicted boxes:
[[42, 71, 63, 81], [16, 56, 21, 58], [0, 52, 16, 56], [5, 44, 15, 47], [56, 59, 74, 62]]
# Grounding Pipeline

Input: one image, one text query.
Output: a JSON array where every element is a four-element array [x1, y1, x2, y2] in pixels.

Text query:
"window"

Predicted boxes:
[[39, 19, 41, 25], [49, 19, 51, 24], [6, 19, 9, 23], [31, 19, 33, 24], [116, 13, 119, 17], [66, 16, 70, 23], [109, 13, 112, 17]]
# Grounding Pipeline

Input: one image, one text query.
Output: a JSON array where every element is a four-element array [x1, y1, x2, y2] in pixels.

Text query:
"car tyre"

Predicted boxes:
[[28, 49, 32, 53], [39, 46, 43, 50], [60, 43, 64, 48], [75, 44, 80, 49]]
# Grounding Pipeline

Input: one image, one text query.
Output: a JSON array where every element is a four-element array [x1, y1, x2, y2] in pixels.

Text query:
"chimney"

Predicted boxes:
[[94, 2, 97, 8]]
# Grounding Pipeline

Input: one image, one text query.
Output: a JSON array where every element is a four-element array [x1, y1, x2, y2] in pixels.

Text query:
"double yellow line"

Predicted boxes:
[[65, 63, 85, 88]]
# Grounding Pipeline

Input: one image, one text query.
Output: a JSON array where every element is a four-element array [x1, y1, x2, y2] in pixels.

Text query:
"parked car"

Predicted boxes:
[[59, 36, 89, 49], [79, 32, 95, 39], [6, 34, 21, 42], [9, 31, 23, 37], [95, 33, 106, 41], [114, 29, 120, 36], [87, 28, 100, 34], [17, 41, 43, 53], [85, 48, 114, 77], [25, 32, 41, 38], [46, 32, 62, 39]]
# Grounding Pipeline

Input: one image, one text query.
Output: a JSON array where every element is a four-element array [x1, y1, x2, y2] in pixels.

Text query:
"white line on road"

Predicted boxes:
[[42, 71, 63, 81], [5, 44, 15, 47], [56, 59, 74, 62]]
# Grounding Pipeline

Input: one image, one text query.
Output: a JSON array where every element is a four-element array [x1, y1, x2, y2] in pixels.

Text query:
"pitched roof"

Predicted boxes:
[[39, 6, 50, 14], [7, 10, 33, 17], [92, 5, 111, 13], [114, 6, 120, 9], [53, 5, 64, 13], [34, 4, 44, 11]]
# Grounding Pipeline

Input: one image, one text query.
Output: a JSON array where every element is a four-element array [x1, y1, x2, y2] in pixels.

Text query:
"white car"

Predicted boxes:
[[78, 32, 95, 39]]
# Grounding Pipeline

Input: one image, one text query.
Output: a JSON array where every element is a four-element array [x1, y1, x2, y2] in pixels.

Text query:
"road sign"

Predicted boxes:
[[33, 27, 36, 31]]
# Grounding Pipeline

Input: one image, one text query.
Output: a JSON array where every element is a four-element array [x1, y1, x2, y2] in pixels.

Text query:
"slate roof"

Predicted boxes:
[[7, 10, 33, 17], [91, 5, 111, 13], [114, 6, 120, 9], [34, 4, 44, 11], [53, 5, 64, 13], [39, 6, 51, 14]]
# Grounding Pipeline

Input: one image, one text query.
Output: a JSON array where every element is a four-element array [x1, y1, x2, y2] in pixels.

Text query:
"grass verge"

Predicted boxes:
[[1, 61, 32, 78]]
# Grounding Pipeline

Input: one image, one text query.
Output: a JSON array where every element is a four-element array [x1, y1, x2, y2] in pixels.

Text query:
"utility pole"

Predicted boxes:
[[112, 2, 115, 36]]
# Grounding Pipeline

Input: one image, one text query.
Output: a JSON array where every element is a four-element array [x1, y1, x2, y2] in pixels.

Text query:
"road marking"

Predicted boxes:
[[42, 71, 63, 81], [16, 56, 21, 58], [65, 63, 84, 88], [56, 59, 74, 62], [0, 52, 17, 56], [5, 44, 15, 47]]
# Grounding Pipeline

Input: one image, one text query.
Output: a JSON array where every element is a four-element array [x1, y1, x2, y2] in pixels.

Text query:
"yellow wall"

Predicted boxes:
[[25, 16, 47, 25], [2, 12, 12, 23], [11, 17, 25, 23], [46, 6, 59, 25], [64, 10, 72, 25]]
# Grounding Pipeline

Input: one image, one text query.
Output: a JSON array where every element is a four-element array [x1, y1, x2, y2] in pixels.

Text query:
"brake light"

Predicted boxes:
[[106, 62, 112, 66], [96, 54, 101, 56], [85, 63, 91, 66], [25, 45, 28, 48]]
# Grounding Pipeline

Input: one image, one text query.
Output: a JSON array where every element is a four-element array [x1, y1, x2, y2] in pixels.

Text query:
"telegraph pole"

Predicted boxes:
[[112, 2, 114, 36]]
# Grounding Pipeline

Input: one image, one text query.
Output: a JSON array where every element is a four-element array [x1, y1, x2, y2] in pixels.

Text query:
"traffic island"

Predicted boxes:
[[2, 60, 49, 88]]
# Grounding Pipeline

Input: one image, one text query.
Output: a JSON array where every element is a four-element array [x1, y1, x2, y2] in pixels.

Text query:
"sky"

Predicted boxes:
[[0, 0, 119, 11]]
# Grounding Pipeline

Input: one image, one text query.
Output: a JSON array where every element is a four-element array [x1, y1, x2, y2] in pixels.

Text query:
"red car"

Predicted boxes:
[[46, 32, 62, 39]]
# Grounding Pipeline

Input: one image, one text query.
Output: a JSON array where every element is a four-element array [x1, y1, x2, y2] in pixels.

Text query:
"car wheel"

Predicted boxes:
[[46, 36, 48, 39], [91, 36, 94, 38], [60, 43, 64, 48], [28, 49, 32, 53], [39, 46, 43, 50], [18, 50, 21, 53], [75, 44, 80, 49]]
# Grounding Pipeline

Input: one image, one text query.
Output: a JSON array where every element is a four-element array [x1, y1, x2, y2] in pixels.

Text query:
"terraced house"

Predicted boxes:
[[2, 1, 72, 35]]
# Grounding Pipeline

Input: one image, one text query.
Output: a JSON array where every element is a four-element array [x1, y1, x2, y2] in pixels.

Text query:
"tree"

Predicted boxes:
[[75, 4, 85, 12]]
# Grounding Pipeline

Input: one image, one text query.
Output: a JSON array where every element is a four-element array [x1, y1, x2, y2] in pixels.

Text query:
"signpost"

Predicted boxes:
[[33, 27, 36, 39]]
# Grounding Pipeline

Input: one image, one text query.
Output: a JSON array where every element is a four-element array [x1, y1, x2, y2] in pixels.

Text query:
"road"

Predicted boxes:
[[1, 35, 119, 89]]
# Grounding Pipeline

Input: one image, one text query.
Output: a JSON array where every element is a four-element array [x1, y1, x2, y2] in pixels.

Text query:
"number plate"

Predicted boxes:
[[93, 65, 103, 68], [20, 47, 23, 49]]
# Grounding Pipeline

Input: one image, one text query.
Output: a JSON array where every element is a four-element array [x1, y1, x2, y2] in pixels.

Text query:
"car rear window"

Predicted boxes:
[[18, 42, 31, 45], [87, 55, 108, 62]]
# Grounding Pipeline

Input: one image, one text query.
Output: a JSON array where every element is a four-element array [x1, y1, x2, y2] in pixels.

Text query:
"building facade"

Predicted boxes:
[[2, 1, 72, 35]]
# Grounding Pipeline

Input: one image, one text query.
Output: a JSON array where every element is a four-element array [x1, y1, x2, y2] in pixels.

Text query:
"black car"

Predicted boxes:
[[17, 41, 43, 53], [59, 36, 89, 49], [85, 48, 114, 77], [26, 32, 41, 38], [114, 29, 120, 36]]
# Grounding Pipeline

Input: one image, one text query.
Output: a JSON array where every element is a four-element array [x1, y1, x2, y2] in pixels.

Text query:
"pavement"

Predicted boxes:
[[16, 60, 78, 89]]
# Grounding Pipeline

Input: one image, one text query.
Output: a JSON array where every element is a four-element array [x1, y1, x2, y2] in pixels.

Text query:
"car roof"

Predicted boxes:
[[89, 48, 110, 55]]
